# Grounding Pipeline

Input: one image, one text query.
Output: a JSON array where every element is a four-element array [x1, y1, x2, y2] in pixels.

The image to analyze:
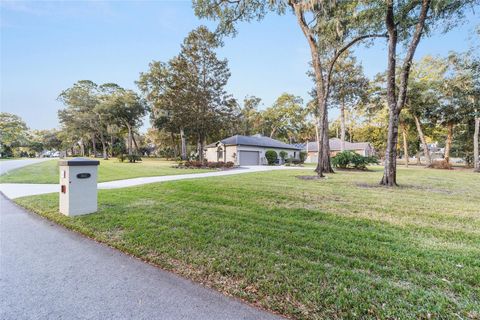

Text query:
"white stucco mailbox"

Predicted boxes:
[[59, 158, 100, 216]]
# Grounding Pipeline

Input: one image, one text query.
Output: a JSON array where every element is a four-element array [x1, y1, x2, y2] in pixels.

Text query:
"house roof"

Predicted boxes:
[[206, 134, 301, 150], [303, 138, 372, 152]]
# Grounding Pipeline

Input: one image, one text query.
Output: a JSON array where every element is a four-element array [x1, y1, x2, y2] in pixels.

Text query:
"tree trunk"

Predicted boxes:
[[401, 122, 409, 167], [340, 103, 346, 151], [321, 112, 333, 173], [180, 127, 187, 160], [127, 124, 133, 155], [474, 116, 479, 172], [416, 151, 421, 165], [91, 134, 97, 157], [380, 2, 399, 187], [380, 0, 430, 186], [169, 132, 177, 159], [381, 108, 400, 186], [314, 118, 321, 169], [132, 134, 139, 154], [197, 136, 205, 162], [349, 113, 353, 143], [291, 4, 327, 177], [79, 138, 85, 157], [110, 135, 114, 157], [100, 133, 108, 160], [413, 115, 431, 166], [269, 127, 277, 139], [444, 122, 453, 163]]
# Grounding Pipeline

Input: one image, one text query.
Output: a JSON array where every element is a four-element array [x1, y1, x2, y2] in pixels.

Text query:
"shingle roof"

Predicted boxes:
[[305, 138, 372, 152], [206, 134, 301, 150]]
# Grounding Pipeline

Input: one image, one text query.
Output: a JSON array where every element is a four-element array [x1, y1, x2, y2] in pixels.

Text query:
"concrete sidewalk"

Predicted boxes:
[[1, 165, 307, 199], [0, 194, 281, 320], [0, 158, 53, 174]]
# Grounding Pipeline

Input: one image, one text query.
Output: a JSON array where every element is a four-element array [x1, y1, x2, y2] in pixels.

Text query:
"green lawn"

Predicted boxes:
[[15, 167, 480, 319], [0, 158, 212, 183]]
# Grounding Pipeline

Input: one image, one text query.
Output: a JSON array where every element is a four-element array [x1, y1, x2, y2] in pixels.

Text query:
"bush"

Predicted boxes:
[[286, 157, 301, 165], [184, 160, 204, 168], [207, 161, 225, 168], [265, 150, 278, 165], [180, 160, 235, 169], [428, 160, 452, 170], [279, 151, 288, 162], [299, 151, 307, 163], [118, 154, 142, 163], [0, 146, 13, 158], [127, 155, 142, 163], [331, 151, 379, 170]]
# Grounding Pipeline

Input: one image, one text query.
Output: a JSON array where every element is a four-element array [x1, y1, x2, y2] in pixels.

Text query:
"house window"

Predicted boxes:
[[217, 147, 223, 161]]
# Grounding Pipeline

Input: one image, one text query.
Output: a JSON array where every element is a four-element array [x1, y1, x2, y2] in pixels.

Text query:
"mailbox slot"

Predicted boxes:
[[76, 173, 91, 179]]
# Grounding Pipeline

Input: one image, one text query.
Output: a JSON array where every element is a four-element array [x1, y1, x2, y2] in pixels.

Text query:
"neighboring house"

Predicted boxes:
[[298, 138, 375, 163], [205, 134, 301, 166], [421, 142, 444, 160]]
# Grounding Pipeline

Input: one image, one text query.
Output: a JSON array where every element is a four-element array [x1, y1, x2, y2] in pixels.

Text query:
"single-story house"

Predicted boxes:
[[205, 134, 301, 166], [297, 138, 375, 163]]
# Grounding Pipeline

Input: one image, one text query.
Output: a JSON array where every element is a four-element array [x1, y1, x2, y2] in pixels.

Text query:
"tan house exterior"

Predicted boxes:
[[302, 138, 375, 163], [205, 134, 301, 166]]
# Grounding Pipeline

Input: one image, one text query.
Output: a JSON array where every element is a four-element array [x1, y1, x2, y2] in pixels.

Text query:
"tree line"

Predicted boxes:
[[193, 0, 479, 184], [0, 27, 313, 161], [2, 0, 478, 182]]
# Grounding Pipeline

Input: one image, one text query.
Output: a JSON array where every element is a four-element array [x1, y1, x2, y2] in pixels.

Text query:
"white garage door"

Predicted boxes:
[[239, 151, 259, 166]]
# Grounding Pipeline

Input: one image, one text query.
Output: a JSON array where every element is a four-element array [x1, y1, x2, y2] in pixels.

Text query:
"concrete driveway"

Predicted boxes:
[[0, 160, 282, 320], [1, 164, 307, 199]]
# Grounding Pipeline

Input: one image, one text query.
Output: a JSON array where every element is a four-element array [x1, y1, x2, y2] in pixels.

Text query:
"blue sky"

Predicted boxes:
[[1, 1, 478, 130]]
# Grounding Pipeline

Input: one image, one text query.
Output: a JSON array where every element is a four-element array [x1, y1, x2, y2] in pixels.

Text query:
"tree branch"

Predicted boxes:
[[396, 0, 431, 112], [289, 0, 325, 93], [326, 32, 388, 90]]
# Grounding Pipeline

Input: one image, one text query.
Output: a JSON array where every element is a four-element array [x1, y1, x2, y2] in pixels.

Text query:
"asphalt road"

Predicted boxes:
[[0, 160, 281, 320]]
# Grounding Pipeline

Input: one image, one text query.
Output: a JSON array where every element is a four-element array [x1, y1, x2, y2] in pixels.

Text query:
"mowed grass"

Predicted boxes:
[[15, 167, 480, 319], [0, 158, 212, 184]]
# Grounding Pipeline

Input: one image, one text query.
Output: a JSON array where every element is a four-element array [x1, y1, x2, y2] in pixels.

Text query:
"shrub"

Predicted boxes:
[[279, 151, 288, 162], [180, 160, 234, 169], [207, 161, 226, 168], [332, 151, 378, 170], [127, 155, 142, 163], [428, 160, 453, 170], [299, 151, 307, 163], [118, 154, 142, 163], [265, 150, 278, 165], [184, 160, 204, 168]]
